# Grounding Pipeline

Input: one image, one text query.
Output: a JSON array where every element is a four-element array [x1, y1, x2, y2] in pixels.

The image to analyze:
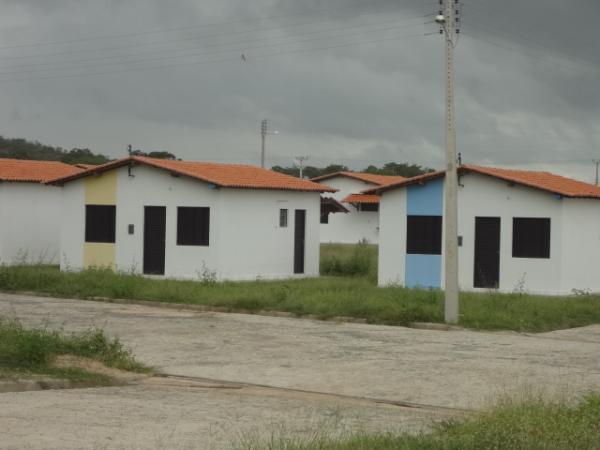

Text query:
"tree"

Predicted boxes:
[[130, 149, 177, 160], [271, 162, 431, 179], [363, 162, 432, 177], [0, 135, 110, 164]]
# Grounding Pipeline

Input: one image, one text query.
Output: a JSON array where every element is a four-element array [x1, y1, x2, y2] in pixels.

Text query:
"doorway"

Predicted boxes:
[[294, 209, 306, 274], [474, 217, 501, 288], [143, 206, 166, 275]]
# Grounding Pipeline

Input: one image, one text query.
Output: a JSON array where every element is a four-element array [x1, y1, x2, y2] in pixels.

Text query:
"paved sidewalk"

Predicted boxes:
[[1, 293, 600, 449]]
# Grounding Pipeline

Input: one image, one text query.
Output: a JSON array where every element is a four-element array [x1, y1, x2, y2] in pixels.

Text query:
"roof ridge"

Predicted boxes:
[[48, 156, 337, 193]]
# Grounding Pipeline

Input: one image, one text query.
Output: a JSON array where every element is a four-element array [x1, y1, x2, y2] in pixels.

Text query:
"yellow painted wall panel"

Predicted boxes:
[[85, 171, 117, 205], [84, 243, 116, 269]]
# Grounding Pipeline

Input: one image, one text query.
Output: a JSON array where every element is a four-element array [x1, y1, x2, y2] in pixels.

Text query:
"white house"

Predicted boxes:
[[311, 172, 405, 244], [0, 158, 82, 264], [368, 164, 600, 295], [50, 156, 335, 281]]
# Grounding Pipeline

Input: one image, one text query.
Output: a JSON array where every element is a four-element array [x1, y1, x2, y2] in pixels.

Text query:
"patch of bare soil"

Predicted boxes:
[[52, 355, 149, 383]]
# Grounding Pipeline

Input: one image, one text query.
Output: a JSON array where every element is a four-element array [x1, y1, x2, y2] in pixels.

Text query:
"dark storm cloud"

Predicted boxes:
[[0, 0, 598, 179]]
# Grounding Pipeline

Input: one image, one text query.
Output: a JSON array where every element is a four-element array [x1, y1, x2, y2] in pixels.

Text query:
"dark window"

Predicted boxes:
[[406, 215, 442, 255], [320, 213, 329, 224], [359, 203, 379, 212], [512, 218, 550, 258], [85, 205, 116, 243], [177, 207, 210, 246], [280, 209, 288, 227]]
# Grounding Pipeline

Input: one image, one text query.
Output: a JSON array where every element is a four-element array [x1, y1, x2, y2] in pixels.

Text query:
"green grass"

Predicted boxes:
[[239, 393, 600, 450], [1, 263, 600, 332], [0, 316, 148, 381], [320, 243, 378, 281]]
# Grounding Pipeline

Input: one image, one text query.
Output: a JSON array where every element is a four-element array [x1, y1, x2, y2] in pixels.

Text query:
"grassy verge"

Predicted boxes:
[[1, 264, 600, 332], [320, 243, 378, 281], [239, 393, 600, 450], [0, 316, 148, 381]]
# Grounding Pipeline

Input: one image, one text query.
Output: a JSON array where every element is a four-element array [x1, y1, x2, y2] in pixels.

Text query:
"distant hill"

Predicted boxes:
[[0, 136, 180, 165], [0, 136, 110, 165]]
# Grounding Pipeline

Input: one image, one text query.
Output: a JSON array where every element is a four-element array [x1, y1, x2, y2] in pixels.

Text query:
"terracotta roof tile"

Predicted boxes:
[[462, 164, 600, 199], [311, 171, 405, 186], [73, 163, 98, 169], [50, 156, 336, 193], [363, 165, 600, 199], [342, 193, 381, 204], [0, 158, 83, 183]]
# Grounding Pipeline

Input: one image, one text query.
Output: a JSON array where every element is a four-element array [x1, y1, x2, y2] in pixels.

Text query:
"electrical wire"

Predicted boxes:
[[460, 1, 599, 68], [0, 10, 431, 62], [0, 17, 430, 74], [0, 31, 429, 83], [0, 0, 433, 52]]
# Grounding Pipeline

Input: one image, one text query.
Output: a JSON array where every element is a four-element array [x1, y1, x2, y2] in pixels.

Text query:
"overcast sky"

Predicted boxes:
[[0, 0, 598, 181]]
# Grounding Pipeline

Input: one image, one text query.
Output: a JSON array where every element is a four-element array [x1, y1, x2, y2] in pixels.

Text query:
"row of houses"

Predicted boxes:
[[1, 157, 332, 280], [2, 157, 600, 295]]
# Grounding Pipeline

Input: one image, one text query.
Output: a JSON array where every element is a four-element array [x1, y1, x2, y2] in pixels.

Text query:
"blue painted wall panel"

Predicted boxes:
[[407, 178, 444, 216], [405, 178, 444, 288], [405, 254, 442, 289]]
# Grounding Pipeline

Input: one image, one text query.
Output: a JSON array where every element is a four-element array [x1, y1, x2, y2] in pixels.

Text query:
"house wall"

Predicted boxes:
[[0, 183, 64, 264], [379, 173, 571, 295], [378, 188, 407, 286], [60, 164, 321, 281], [217, 189, 320, 280], [59, 179, 85, 270], [405, 178, 444, 289], [560, 199, 600, 293], [317, 177, 380, 244], [458, 173, 564, 294], [84, 171, 117, 269]]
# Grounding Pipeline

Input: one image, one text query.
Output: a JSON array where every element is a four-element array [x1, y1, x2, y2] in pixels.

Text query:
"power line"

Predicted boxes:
[[0, 18, 430, 76], [462, 30, 595, 72], [0, 0, 432, 53], [461, 0, 598, 58], [0, 9, 431, 63], [0, 31, 428, 83], [459, 3, 599, 69]]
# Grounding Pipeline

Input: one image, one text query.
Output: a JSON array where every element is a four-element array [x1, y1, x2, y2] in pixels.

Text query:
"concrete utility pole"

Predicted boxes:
[[260, 119, 278, 168], [436, 0, 460, 324], [594, 159, 600, 186], [260, 119, 268, 168], [295, 156, 309, 178]]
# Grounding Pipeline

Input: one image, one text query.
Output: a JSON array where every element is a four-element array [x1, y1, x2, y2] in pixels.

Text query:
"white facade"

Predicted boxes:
[[378, 172, 600, 295], [60, 165, 321, 281], [0, 182, 64, 264], [317, 177, 380, 244]]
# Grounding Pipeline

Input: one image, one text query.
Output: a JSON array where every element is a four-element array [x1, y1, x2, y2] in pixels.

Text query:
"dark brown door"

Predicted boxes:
[[144, 206, 166, 275], [474, 217, 501, 288], [294, 210, 306, 274]]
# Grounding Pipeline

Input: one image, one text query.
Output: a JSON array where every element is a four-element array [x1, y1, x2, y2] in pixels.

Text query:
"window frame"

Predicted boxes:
[[176, 206, 210, 246], [406, 215, 443, 255], [279, 208, 288, 228], [512, 217, 551, 259], [85, 205, 116, 243]]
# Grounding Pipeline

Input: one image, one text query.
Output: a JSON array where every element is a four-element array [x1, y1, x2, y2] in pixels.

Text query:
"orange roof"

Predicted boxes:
[[50, 156, 336, 193], [364, 164, 600, 199], [463, 165, 600, 199], [0, 158, 83, 183], [73, 163, 98, 169], [311, 171, 405, 186], [342, 193, 381, 204]]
